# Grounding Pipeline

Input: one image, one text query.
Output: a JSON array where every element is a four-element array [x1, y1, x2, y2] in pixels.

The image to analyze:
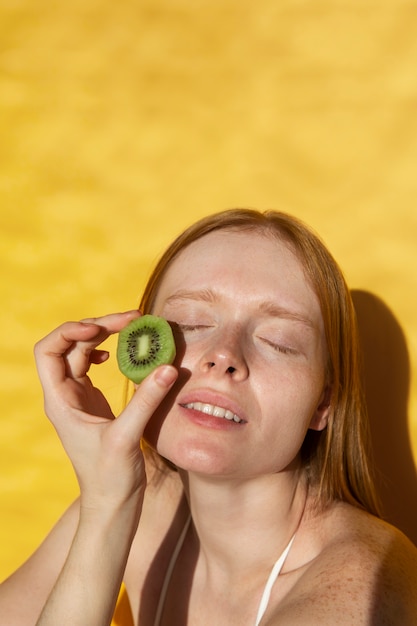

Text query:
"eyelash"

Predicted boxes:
[[177, 324, 210, 332], [260, 338, 297, 355], [174, 324, 297, 355]]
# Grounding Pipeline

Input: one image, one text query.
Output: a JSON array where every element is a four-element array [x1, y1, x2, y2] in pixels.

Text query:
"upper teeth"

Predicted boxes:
[[184, 402, 243, 423]]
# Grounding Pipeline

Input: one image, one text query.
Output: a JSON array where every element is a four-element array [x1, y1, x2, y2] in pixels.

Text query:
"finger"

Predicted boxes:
[[34, 321, 103, 388], [115, 365, 178, 443], [80, 310, 141, 331], [89, 349, 110, 365], [65, 311, 141, 378], [35, 311, 141, 386]]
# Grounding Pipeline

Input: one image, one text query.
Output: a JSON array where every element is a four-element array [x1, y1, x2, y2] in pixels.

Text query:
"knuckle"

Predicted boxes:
[[80, 316, 97, 324]]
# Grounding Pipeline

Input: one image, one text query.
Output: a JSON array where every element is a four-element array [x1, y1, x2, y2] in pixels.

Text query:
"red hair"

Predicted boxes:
[[139, 208, 380, 515]]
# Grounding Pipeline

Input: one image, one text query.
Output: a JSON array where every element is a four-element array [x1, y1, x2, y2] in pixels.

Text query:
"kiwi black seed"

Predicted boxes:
[[117, 315, 176, 384]]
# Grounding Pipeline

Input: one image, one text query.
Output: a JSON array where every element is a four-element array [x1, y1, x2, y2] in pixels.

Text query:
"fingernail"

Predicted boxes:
[[155, 366, 177, 387]]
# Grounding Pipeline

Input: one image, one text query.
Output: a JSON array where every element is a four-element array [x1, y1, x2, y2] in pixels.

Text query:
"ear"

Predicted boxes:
[[309, 385, 332, 432]]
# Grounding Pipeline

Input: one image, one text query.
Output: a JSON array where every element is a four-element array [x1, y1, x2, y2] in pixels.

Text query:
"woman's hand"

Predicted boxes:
[[32, 312, 179, 626], [34, 311, 178, 512]]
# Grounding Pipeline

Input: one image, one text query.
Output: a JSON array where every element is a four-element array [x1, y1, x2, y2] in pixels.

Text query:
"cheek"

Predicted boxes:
[[260, 367, 324, 434]]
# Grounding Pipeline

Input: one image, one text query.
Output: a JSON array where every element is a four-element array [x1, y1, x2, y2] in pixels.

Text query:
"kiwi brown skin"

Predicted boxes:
[[117, 315, 176, 384]]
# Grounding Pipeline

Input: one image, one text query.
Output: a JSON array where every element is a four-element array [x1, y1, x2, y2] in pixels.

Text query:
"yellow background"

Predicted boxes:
[[1, 0, 417, 616]]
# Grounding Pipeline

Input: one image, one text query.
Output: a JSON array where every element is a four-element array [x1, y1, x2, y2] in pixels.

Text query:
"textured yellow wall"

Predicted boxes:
[[1, 0, 417, 596]]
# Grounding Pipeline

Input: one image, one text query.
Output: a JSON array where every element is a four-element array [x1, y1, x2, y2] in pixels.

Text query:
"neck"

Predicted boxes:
[[179, 468, 308, 581]]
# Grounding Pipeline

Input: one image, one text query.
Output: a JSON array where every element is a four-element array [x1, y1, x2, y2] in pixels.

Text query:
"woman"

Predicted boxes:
[[1, 208, 416, 625]]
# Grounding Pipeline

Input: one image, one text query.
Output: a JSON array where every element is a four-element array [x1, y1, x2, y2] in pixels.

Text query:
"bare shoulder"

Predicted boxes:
[[269, 502, 417, 625]]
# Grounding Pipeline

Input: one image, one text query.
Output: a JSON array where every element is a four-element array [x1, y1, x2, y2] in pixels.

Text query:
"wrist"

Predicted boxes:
[[79, 486, 145, 534]]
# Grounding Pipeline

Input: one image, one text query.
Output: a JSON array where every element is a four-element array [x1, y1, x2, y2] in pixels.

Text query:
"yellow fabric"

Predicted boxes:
[[1, 2, 417, 623], [113, 586, 134, 626]]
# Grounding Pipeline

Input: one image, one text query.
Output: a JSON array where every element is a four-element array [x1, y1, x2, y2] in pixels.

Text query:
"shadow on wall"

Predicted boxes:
[[352, 290, 417, 547]]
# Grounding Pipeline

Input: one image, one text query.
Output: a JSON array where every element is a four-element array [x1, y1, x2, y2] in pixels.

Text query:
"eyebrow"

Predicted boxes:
[[164, 289, 217, 305], [257, 300, 316, 329], [164, 289, 316, 329]]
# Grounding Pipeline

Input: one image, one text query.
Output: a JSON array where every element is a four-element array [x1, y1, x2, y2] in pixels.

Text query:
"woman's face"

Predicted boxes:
[[145, 229, 331, 479]]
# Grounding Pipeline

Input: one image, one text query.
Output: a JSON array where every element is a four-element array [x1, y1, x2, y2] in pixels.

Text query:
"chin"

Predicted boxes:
[[145, 419, 247, 479], [155, 438, 237, 478]]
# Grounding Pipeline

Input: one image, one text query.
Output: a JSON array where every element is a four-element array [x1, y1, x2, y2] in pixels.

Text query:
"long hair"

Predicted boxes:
[[139, 208, 381, 516]]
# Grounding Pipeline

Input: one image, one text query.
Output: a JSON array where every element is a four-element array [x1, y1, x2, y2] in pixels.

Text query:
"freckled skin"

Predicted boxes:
[[121, 466, 417, 625], [125, 230, 417, 625], [146, 230, 330, 478], [2, 230, 417, 626]]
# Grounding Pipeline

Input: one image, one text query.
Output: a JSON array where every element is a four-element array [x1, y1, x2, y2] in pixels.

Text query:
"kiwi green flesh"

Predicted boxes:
[[117, 315, 176, 384]]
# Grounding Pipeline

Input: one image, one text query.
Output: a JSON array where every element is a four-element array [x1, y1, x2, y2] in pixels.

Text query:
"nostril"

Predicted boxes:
[[207, 362, 236, 373]]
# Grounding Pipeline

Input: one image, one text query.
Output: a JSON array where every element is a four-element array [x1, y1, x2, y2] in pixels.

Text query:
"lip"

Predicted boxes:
[[178, 389, 248, 428]]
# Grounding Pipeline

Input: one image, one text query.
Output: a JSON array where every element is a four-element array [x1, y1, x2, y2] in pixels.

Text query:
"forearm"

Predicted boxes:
[[31, 313, 178, 626], [36, 497, 142, 626]]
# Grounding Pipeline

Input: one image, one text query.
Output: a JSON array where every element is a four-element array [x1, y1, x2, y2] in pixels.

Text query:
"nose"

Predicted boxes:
[[199, 328, 249, 381]]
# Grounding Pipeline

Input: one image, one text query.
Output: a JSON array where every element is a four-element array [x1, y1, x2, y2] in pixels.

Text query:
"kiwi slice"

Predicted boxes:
[[117, 315, 176, 383]]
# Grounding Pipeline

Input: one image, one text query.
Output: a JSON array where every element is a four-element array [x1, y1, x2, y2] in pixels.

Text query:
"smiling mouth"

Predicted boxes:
[[182, 402, 245, 424]]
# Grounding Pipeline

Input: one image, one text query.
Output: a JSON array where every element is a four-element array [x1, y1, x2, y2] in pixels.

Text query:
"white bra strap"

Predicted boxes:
[[154, 519, 294, 626], [254, 533, 296, 626]]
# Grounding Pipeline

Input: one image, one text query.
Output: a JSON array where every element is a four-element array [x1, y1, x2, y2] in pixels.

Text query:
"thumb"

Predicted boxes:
[[115, 365, 178, 442]]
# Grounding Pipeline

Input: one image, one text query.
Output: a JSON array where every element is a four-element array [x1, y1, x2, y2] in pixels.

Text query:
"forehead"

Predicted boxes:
[[153, 230, 322, 323]]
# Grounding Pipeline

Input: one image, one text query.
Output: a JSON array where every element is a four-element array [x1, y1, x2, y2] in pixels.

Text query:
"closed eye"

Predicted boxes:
[[176, 324, 212, 332], [259, 337, 298, 355]]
